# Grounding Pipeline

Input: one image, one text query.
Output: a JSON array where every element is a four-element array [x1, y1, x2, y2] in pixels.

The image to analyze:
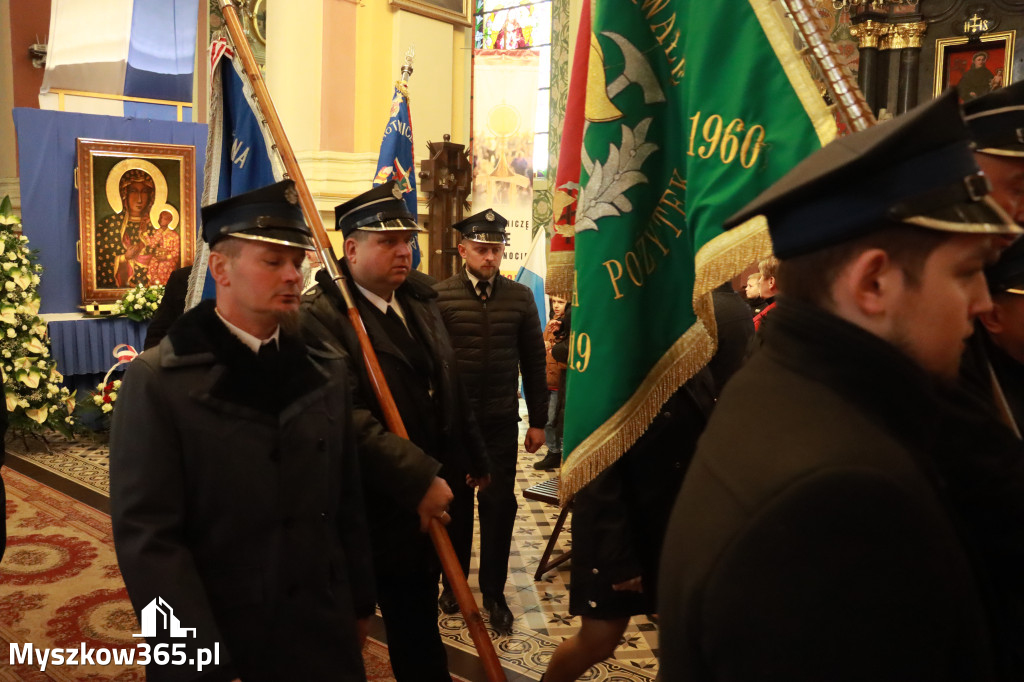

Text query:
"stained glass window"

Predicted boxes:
[[475, 0, 552, 176]]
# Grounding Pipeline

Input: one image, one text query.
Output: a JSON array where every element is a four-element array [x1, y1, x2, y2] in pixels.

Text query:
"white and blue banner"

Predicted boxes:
[[40, 0, 199, 121], [186, 38, 284, 307], [373, 82, 421, 269], [515, 227, 547, 328]]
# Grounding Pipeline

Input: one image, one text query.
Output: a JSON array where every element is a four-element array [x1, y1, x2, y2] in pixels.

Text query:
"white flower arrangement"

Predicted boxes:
[[112, 283, 165, 321], [0, 196, 76, 437]]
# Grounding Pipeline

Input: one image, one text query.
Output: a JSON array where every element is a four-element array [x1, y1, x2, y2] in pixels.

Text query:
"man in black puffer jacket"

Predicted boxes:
[[434, 209, 548, 634]]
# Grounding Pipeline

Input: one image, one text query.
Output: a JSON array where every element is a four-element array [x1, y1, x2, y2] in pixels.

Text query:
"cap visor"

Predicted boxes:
[[977, 146, 1024, 158], [358, 217, 427, 233], [229, 231, 316, 251]]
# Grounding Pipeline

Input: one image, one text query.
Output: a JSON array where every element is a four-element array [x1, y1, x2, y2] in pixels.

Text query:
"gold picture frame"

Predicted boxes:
[[934, 31, 1015, 101], [76, 138, 196, 304], [389, 0, 472, 27]]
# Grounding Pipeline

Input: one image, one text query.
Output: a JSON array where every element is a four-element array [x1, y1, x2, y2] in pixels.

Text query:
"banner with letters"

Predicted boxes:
[[559, 0, 837, 499], [471, 49, 540, 279], [374, 81, 422, 269]]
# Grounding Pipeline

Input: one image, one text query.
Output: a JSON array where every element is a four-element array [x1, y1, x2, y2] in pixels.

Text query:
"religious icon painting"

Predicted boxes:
[[934, 31, 1015, 103], [76, 139, 196, 303]]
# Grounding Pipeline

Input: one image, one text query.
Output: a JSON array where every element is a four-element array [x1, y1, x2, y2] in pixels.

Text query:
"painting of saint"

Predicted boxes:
[[957, 51, 996, 102], [95, 168, 158, 288], [77, 139, 196, 303], [143, 208, 182, 285], [937, 35, 1014, 103]]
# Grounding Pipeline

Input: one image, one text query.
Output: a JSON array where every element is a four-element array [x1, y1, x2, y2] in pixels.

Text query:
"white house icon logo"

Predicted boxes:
[[133, 598, 197, 638]]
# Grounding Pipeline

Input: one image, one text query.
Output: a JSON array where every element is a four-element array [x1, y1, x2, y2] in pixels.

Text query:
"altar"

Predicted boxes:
[[40, 314, 149, 377]]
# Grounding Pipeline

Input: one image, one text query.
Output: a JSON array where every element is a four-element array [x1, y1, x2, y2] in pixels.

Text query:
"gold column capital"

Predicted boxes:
[[882, 22, 926, 51], [849, 19, 887, 49]]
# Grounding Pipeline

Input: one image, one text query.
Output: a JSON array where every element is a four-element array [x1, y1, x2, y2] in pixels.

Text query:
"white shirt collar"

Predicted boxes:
[[354, 282, 407, 323], [215, 309, 280, 354], [465, 269, 496, 292]]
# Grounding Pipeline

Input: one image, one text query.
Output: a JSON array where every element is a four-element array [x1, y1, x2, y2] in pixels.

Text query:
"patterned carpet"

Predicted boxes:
[[0, 467, 141, 681], [4, 422, 660, 681]]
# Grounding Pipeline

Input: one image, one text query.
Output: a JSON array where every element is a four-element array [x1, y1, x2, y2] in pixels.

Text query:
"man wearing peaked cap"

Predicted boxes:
[[658, 89, 1024, 681], [961, 80, 1024, 439], [971, 237, 1024, 435], [110, 180, 375, 681], [965, 78, 1024, 225], [301, 181, 489, 681], [433, 208, 547, 634]]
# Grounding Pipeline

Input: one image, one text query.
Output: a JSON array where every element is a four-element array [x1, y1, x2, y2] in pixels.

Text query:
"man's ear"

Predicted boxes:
[[208, 250, 230, 287], [457, 242, 468, 260], [836, 248, 897, 318], [979, 302, 1004, 335], [344, 237, 358, 263]]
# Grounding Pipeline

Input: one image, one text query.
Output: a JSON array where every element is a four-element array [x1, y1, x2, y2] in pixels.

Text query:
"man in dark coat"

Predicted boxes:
[[658, 90, 1024, 681], [301, 181, 490, 681], [144, 265, 191, 350], [110, 180, 374, 682], [708, 282, 755, 392], [433, 209, 547, 634], [961, 80, 1024, 435]]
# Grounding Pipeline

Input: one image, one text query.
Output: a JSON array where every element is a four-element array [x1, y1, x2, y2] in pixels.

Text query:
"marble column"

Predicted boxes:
[[887, 22, 927, 115], [849, 19, 888, 116]]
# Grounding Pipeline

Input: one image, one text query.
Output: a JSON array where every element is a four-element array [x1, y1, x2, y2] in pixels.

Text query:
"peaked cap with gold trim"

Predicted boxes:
[[965, 79, 1024, 157], [724, 88, 1022, 259], [452, 208, 510, 244], [334, 181, 425, 238], [201, 179, 314, 250]]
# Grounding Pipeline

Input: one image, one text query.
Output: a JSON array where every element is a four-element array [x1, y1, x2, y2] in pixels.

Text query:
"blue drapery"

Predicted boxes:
[[42, 315, 149, 376], [12, 108, 207, 314]]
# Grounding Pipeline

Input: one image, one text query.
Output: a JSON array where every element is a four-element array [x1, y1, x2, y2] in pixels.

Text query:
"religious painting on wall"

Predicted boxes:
[[76, 138, 196, 303], [934, 31, 1015, 102]]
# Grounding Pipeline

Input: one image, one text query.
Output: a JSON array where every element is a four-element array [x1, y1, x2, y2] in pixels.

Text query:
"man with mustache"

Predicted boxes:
[[302, 181, 490, 681], [433, 209, 548, 634], [111, 180, 374, 682]]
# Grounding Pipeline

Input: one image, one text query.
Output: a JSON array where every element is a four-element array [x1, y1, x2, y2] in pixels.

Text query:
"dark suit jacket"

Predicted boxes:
[[301, 262, 489, 566], [144, 266, 191, 350], [659, 299, 1015, 682]]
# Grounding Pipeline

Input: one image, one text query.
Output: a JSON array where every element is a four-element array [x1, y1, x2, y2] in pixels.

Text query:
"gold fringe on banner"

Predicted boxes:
[[558, 0, 839, 503], [560, 217, 775, 504]]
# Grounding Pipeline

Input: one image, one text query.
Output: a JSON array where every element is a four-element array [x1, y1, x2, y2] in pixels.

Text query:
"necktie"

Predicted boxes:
[[477, 281, 490, 301], [387, 306, 411, 336], [257, 341, 279, 361]]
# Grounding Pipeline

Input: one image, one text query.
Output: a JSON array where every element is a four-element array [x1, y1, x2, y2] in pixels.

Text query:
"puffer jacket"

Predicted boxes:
[[434, 269, 547, 428]]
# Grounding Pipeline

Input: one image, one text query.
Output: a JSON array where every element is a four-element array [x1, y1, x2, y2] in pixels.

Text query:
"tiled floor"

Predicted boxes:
[[5, 409, 660, 681]]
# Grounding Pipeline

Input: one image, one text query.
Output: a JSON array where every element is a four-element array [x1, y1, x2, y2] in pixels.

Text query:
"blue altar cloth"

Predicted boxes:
[[42, 314, 150, 377]]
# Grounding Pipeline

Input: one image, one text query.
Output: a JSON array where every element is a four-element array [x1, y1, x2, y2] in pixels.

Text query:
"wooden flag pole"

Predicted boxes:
[[216, 3, 506, 680]]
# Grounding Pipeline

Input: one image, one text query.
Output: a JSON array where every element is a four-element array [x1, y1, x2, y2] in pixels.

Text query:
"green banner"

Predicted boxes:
[[561, 0, 836, 498]]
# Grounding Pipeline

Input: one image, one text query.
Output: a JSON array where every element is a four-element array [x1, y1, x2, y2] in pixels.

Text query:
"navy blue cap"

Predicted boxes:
[[986, 237, 1024, 293], [964, 80, 1024, 157], [452, 208, 509, 244], [334, 181, 424, 238], [723, 88, 1021, 259], [200, 180, 314, 250]]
